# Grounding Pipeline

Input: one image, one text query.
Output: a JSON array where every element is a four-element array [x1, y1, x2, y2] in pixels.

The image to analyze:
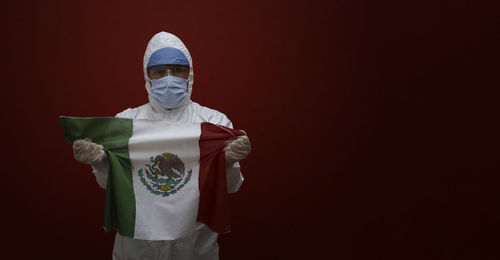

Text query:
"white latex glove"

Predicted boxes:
[[224, 134, 251, 165], [72, 139, 105, 165]]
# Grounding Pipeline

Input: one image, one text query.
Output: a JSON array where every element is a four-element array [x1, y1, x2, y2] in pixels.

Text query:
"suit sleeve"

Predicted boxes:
[[91, 156, 108, 189]]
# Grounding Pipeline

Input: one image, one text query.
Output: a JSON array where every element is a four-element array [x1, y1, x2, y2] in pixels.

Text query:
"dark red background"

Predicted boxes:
[[1, 0, 498, 259]]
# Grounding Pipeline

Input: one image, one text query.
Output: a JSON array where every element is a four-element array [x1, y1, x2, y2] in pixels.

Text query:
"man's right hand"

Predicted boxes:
[[72, 139, 105, 165]]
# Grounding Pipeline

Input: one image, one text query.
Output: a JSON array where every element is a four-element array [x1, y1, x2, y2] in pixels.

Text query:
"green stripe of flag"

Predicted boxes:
[[60, 116, 136, 237]]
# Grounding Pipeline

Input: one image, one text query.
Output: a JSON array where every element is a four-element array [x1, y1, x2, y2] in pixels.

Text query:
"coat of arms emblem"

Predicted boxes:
[[137, 152, 192, 197]]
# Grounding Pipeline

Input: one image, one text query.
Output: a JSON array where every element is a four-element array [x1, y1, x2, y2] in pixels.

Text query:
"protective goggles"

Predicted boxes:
[[147, 65, 190, 79]]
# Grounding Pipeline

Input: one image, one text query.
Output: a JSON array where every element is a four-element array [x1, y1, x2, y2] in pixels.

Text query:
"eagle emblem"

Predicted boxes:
[[137, 153, 192, 197]]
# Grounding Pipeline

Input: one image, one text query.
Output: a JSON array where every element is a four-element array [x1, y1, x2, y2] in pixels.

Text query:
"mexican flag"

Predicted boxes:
[[60, 116, 244, 240]]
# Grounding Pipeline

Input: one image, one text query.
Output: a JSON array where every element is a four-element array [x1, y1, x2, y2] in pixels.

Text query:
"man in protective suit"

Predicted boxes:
[[72, 31, 251, 260]]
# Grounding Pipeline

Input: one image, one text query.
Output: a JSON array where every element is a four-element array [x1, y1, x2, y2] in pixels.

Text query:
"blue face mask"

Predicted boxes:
[[150, 76, 188, 109]]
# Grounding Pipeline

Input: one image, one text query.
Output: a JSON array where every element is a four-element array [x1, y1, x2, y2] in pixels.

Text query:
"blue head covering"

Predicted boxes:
[[147, 47, 189, 68]]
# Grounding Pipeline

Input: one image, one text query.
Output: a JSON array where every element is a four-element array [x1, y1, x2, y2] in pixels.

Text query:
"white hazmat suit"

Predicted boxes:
[[90, 32, 244, 260]]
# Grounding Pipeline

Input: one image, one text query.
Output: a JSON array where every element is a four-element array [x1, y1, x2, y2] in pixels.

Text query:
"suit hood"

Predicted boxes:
[[143, 32, 194, 112]]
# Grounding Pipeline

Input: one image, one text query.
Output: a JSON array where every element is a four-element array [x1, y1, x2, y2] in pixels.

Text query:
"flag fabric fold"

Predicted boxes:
[[60, 116, 244, 240]]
